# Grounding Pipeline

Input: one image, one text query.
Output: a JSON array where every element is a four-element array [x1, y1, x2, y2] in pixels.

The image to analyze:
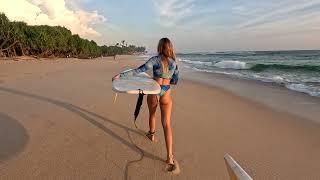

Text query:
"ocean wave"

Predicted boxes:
[[214, 60, 248, 69], [185, 63, 320, 97], [250, 64, 320, 72], [286, 84, 320, 97], [179, 59, 213, 66], [212, 61, 320, 73], [248, 74, 285, 83], [178, 50, 320, 57]]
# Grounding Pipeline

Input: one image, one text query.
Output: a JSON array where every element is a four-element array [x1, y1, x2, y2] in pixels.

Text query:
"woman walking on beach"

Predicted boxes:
[[113, 38, 179, 169]]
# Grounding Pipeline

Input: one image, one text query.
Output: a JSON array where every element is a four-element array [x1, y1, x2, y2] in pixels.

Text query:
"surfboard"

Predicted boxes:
[[224, 154, 253, 180], [112, 70, 161, 95]]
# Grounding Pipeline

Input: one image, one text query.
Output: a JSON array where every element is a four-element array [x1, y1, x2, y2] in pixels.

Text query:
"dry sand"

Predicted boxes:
[[0, 56, 320, 180]]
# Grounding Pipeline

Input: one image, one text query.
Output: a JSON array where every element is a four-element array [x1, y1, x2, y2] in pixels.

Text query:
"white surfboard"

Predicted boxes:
[[224, 154, 253, 180], [112, 70, 161, 95]]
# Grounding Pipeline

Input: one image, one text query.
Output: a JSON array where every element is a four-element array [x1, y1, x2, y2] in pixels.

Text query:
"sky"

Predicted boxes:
[[1, 0, 320, 52]]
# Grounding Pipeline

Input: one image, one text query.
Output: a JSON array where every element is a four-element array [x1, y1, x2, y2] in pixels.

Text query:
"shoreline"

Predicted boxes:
[[181, 69, 320, 124], [176, 50, 320, 100]]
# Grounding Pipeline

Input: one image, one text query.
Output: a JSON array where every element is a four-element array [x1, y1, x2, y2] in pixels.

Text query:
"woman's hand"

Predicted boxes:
[[112, 74, 120, 81]]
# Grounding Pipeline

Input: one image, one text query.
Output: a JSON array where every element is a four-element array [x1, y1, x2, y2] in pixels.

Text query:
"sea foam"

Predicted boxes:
[[286, 84, 320, 97], [214, 61, 248, 69]]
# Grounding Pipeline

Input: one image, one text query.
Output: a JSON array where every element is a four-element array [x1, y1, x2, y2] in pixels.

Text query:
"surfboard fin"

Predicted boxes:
[[134, 92, 144, 128], [134, 120, 138, 128], [113, 93, 118, 104]]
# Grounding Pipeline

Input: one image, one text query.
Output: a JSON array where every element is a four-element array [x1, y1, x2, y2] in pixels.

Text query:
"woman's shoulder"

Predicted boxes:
[[148, 55, 162, 64], [145, 55, 159, 63], [168, 58, 178, 65], [145, 54, 158, 58], [149, 55, 161, 60], [148, 55, 177, 65]]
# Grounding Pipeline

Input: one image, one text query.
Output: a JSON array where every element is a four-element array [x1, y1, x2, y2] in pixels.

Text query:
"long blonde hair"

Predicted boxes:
[[157, 38, 176, 73]]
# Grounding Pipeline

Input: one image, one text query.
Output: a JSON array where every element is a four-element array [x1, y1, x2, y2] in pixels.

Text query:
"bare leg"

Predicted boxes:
[[159, 89, 173, 163], [147, 94, 158, 141]]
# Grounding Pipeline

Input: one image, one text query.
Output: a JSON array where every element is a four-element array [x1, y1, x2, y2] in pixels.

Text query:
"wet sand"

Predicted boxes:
[[0, 56, 320, 179], [182, 70, 320, 124]]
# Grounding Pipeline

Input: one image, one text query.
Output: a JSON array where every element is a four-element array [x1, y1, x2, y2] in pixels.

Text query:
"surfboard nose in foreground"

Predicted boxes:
[[224, 154, 253, 180]]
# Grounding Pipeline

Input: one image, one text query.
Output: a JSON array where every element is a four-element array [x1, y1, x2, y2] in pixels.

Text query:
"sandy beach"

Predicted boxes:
[[1, 56, 320, 180]]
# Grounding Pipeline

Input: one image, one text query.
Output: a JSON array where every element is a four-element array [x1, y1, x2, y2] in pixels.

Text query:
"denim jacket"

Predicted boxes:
[[120, 55, 179, 85]]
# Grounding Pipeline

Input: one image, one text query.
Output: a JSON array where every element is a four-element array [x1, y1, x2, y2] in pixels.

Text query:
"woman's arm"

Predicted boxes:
[[119, 56, 157, 78]]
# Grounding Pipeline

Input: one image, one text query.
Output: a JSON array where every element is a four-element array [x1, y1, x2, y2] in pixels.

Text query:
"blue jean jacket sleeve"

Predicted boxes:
[[120, 56, 155, 78], [170, 65, 179, 85]]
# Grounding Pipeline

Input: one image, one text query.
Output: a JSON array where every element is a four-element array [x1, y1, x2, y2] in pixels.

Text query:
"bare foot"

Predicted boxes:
[[166, 155, 174, 165], [166, 155, 181, 174], [146, 131, 155, 142]]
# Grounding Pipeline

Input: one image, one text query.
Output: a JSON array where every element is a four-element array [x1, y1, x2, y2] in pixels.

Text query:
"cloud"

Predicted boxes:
[[152, 0, 194, 27], [0, 0, 106, 40], [232, 6, 246, 14], [236, 0, 320, 29]]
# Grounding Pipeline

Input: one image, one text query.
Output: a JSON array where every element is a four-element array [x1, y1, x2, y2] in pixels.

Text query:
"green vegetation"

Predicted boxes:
[[101, 43, 146, 57], [0, 13, 146, 59]]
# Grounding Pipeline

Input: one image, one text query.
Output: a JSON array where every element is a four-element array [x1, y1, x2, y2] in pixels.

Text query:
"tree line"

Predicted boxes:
[[100, 40, 146, 57], [0, 13, 146, 59]]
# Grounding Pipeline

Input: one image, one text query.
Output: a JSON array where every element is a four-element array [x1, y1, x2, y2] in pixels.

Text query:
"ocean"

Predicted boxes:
[[177, 50, 320, 97]]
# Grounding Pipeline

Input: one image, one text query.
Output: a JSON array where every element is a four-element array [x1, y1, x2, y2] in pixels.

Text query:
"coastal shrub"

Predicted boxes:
[[0, 13, 145, 58]]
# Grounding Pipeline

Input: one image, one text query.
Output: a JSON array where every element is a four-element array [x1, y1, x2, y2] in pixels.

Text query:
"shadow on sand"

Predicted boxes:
[[0, 112, 29, 163], [0, 86, 163, 180]]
